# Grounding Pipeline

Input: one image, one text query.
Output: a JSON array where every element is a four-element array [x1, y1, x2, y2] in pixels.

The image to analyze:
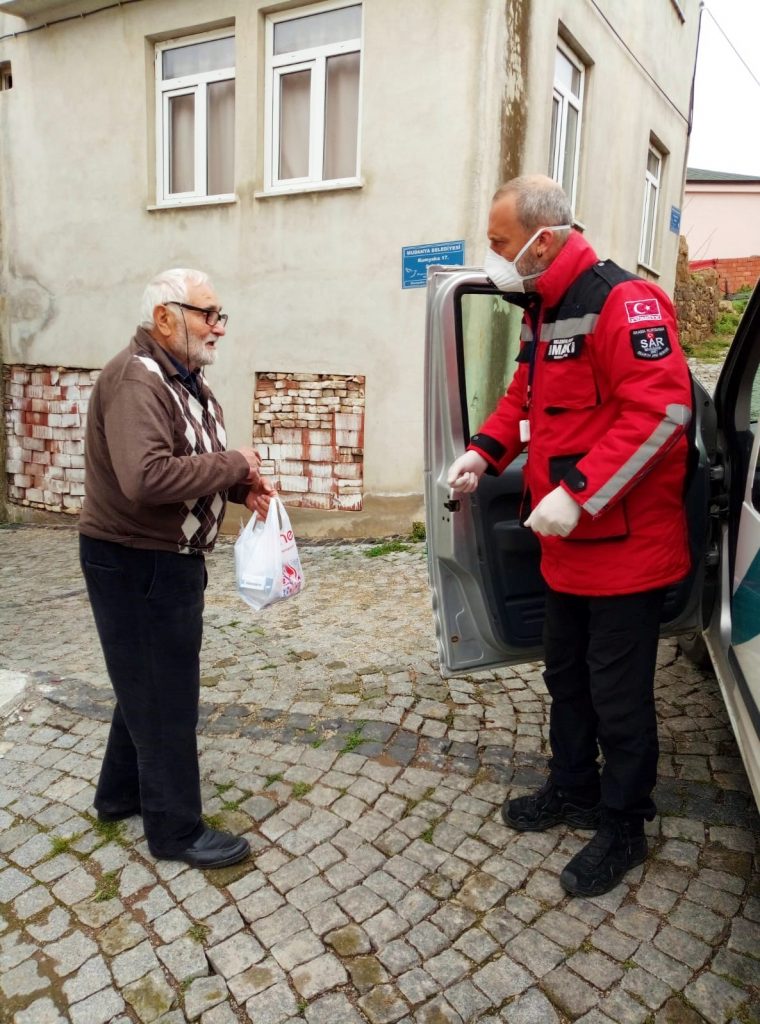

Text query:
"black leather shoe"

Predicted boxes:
[[155, 828, 250, 869], [560, 818, 648, 896], [96, 806, 141, 822], [502, 780, 600, 832]]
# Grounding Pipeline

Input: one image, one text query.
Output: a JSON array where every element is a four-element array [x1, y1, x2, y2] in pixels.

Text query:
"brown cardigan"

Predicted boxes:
[[79, 328, 249, 554]]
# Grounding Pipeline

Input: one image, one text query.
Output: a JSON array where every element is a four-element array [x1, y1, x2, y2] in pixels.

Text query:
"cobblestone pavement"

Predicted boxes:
[[0, 525, 758, 1024]]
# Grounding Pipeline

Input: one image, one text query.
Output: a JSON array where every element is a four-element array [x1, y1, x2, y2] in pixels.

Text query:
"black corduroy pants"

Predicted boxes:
[[79, 534, 206, 855], [542, 585, 666, 821]]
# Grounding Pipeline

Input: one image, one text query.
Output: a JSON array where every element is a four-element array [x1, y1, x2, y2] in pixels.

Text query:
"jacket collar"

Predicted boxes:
[[533, 230, 599, 308]]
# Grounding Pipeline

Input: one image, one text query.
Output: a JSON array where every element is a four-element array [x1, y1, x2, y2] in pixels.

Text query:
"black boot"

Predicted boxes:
[[560, 815, 647, 896], [502, 779, 600, 832]]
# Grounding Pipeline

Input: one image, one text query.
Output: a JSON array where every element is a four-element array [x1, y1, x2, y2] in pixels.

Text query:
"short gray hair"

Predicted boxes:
[[493, 175, 573, 243], [140, 268, 211, 328]]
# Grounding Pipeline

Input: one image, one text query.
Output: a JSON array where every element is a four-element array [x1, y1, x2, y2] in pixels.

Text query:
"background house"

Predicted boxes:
[[682, 168, 760, 295], [0, 0, 700, 537]]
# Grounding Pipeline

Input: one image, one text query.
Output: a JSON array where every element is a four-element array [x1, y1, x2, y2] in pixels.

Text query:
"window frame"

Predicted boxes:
[[548, 40, 584, 211], [154, 29, 236, 208], [638, 142, 663, 270], [263, 1, 363, 196]]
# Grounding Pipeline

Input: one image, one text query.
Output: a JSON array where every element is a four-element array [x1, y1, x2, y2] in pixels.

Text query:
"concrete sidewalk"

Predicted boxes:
[[0, 525, 758, 1024]]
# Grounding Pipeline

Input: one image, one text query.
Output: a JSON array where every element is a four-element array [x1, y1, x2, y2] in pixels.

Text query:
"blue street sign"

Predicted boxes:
[[402, 240, 465, 289], [670, 206, 681, 233]]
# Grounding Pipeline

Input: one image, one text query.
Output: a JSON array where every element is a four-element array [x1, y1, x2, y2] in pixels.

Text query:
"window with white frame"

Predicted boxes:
[[639, 144, 663, 267], [155, 32, 235, 205], [265, 3, 362, 192], [548, 42, 584, 209]]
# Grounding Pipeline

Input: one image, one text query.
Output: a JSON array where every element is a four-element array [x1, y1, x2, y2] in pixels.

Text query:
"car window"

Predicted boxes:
[[751, 363, 760, 511], [459, 293, 522, 441]]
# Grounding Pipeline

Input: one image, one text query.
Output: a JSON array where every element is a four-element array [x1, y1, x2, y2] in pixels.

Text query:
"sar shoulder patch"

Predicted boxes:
[[630, 325, 672, 360]]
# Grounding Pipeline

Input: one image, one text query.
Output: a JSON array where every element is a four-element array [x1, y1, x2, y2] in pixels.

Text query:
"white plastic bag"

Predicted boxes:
[[234, 497, 305, 611]]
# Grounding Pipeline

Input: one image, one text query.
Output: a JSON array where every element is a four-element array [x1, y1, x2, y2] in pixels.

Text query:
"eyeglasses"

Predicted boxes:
[[167, 302, 228, 327]]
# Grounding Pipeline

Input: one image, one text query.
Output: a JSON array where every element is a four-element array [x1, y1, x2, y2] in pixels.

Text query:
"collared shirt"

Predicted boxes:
[[166, 352, 203, 403]]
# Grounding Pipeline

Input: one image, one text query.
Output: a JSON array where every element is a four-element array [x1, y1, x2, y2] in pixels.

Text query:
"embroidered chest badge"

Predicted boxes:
[[624, 298, 662, 323], [544, 336, 584, 361], [630, 325, 672, 360]]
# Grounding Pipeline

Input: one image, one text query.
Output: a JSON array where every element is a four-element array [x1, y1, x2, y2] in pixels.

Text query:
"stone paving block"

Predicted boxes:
[[457, 871, 510, 912], [51, 866, 96, 905], [357, 983, 410, 1024], [305, 899, 349, 936], [424, 947, 470, 987], [728, 917, 760, 955], [46, 929, 99, 976], [336, 884, 386, 922], [632, 942, 691, 990], [32, 853, 79, 884], [684, 878, 741, 918], [620, 967, 672, 1010], [238, 885, 285, 924], [348, 953, 390, 993], [100, 915, 149, 955], [668, 899, 725, 942], [112, 939, 162, 988], [27, 906, 72, 943], [652, 925, 711, 970], [121, 967, 177, 1022], [596, 988, 650, 1024], [12, 996, 68, 1024], [245, 980, 299, 1024], [207, 931, 265, 979], [304, 992, 366, 1024], [0, 957, 50, 1000], [473, 954, 533, 1004], [481, 908, 524, 945], [376, 938, 420, 974], [252, 905, 309, 948], [541, 965, 601, 1018], [67, 987, 125, 1024], [0, 865, 35, 902], [363, 907, 408, 946], [286, 875, 336, 913], [506, 929, 567, 976], [291, 950, 348, 999], [61, 952, 112, 1004], [114, 863, 154, 901], [13, 882, 54, 920], [202, 905, 244, 946], [415, 996, 463, 1023], [502, 988, 561, 1024], [711, 947, 760, 988], [396, 888, 437, 925], [73, 897, 125, 930], [611, 905, 659, 941], [184, 975, 228, 1021], [271, 929, 325, 971], [684, 971, 747, 1023], [226, 956, 285, 1002]]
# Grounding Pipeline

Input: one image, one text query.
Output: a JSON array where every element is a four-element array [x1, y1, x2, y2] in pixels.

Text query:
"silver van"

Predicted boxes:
[[424, 269, 760, 808]]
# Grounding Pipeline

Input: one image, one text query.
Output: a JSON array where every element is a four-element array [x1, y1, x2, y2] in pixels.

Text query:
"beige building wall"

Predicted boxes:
[[0, 0, 700, 536], [683, 183, 760, 260]]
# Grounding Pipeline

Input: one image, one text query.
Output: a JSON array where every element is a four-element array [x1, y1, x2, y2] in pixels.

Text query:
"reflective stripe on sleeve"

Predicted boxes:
[[541, 314, 599, 340], [581, 403, 692, 516]]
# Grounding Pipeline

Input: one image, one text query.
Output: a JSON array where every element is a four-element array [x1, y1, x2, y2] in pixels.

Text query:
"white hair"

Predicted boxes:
[[139, 268, 211, 328]]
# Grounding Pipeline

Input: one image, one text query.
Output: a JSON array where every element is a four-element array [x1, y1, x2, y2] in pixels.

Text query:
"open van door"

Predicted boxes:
[[704, 285, 760, 806], [424, 267, 717, 678]]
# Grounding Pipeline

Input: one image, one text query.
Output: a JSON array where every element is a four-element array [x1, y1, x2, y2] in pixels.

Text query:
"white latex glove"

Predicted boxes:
[[447, 451, 488, 494], [524, 485, 581, 537]]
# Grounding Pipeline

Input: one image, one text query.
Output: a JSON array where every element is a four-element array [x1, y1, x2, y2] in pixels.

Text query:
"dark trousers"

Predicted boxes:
[[79, 535, 206, 855], [543, 586, 666, 821]]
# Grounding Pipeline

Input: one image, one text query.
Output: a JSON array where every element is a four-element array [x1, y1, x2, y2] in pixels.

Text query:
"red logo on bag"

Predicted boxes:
[[281, 530, 294, 543]]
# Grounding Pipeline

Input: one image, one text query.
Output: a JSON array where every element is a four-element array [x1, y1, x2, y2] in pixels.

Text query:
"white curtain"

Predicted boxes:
[[279, 70, 311, 179], [170, 94, 195, 194], [208, 80, 235, 195], [324, 52, 359, 180]]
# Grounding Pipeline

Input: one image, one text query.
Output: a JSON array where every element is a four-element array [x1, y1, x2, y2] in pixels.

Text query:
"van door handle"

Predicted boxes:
[[443, 499, 460, 512]]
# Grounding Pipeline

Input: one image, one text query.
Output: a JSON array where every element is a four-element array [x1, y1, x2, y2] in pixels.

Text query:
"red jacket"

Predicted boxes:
[[468, 231, 692, 596]]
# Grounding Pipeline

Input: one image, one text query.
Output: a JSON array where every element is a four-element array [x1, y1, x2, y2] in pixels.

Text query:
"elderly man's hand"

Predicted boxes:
[[236, 446, 263, 485], [244, 475, 277, 519], [524, 486, 581, 537]]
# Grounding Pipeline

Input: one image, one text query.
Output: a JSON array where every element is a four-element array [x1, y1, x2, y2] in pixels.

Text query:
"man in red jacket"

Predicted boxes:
[[448, 176, 692, 896]]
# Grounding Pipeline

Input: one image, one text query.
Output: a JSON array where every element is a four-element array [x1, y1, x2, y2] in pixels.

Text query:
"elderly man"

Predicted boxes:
[[448, 176, 693, 896], [79, 268, 273, 868]]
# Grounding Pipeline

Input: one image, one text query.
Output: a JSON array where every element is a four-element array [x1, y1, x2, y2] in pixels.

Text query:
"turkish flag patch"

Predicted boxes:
[[630, 325, 672, 360]]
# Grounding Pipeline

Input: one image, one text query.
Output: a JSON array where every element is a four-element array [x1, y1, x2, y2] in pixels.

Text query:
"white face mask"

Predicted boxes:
[[484, 225, 571, 293]]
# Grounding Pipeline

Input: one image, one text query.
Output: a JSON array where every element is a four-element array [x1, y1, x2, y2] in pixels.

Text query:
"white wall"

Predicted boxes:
[[683, 184, 760, 260]]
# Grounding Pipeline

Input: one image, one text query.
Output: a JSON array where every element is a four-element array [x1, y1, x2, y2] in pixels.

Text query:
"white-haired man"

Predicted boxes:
[[448, 176, 693, 896], [79, 268, 272, 868]]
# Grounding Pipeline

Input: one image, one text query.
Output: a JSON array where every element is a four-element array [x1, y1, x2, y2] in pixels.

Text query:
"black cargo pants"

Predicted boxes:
[[542, 585, 666, 821]]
